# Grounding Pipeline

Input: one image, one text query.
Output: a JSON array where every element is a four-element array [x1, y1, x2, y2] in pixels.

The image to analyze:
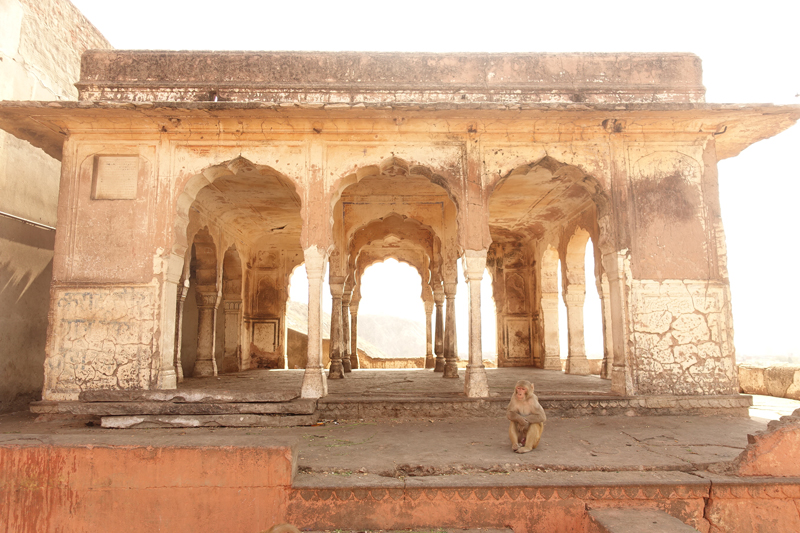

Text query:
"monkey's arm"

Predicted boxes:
[[506, 407, 529, 425], [522, 399, 547, 424]]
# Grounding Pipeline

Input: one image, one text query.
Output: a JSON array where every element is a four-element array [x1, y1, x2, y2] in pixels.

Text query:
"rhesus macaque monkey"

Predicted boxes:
[[507, 379, 546, 453]]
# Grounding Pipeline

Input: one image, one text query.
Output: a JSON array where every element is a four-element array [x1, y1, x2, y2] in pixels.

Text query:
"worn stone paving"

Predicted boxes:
[[170, 367, 613, 398], [3, 387, 798, 481]]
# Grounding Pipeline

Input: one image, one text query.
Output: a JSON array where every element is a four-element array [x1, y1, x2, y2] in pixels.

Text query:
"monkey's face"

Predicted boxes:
[[515, 386, 527, 400]]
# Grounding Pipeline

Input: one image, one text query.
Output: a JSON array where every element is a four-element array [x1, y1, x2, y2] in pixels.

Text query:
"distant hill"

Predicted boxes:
[[287, 301, 425, 359], [355, 313, 426, 359]]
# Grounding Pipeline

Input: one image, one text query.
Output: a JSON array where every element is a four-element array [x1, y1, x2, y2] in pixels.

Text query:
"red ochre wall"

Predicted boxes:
[[2, 444, 800, 533]]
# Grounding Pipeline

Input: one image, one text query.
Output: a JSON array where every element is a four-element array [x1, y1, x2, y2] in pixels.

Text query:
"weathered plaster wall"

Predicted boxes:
[[0, 0, 109, 411]]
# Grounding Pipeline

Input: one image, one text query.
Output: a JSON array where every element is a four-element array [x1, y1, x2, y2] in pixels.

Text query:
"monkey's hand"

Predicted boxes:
[[507, 410, 528, 424], [523, 412, 546, 424]]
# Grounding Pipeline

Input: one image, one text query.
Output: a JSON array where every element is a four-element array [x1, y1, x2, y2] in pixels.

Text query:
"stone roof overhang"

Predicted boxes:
[[0, 100, 797, 162]]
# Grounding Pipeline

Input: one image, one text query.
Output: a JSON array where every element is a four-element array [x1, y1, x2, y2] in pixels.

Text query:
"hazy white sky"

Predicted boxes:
[[70, 0, 800, 357]]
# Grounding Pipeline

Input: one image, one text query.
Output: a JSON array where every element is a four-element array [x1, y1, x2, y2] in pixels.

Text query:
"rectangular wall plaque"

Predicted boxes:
[[92, 155, 139, 200]]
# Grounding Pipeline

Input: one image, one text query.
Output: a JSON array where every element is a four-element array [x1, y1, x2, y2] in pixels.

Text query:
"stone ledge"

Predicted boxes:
[[100, 413, 319, 428]]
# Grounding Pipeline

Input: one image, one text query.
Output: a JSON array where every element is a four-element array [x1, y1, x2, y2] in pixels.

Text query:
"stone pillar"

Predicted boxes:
[[193, 291, 219, 377], [433, 285, 445, 372], [221, 300, 242, 373], [564, 285, 590, 375], [599, 274, 613, 380], [341, 288, 353, 373], [442, 281, 459, 379], [424, 299, 435, 369], [327, 276, 345, 379], [301, 246, 328, 398], [349, 298, 360, 369], [463, 250, 489, 397], [541, 292, 562, 370], [173, 279, 190, 382]]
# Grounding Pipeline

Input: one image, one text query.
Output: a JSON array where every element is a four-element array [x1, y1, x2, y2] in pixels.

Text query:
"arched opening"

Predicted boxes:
[[325, 157, 461, 377], [173, 158, 304, 379], [180, 227, 219, 378], [486, 156, 609, 375]]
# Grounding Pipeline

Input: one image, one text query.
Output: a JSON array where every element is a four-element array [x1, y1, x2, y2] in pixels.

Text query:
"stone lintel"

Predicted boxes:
[[0, 101, 797, 162]]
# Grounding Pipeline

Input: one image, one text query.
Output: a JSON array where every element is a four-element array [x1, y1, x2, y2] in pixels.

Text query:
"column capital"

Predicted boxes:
[[461, 249, 488, 281], [303, 246, 329, 279], [329, 276, 345, 295], [195, 291, 218, 308], [444, 281, 458, 296], [223, 300, 242, 311]]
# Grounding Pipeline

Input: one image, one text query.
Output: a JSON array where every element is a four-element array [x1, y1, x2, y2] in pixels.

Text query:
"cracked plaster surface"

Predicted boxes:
[[44, 286, 157, 400], [631, 280, 736, 395]]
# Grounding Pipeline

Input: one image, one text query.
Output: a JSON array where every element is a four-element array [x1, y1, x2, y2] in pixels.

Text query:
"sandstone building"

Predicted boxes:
[[1, 50, 798, 404]]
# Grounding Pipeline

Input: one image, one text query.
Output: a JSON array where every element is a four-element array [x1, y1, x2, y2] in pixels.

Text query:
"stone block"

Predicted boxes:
[[587, 508, 700, 532]]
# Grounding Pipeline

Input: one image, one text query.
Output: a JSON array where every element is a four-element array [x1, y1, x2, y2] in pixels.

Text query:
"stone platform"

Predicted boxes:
[[3, 394, 800, 532], [29, 369, 752, 427]]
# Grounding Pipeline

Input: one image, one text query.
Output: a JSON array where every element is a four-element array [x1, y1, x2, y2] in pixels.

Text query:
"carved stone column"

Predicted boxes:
[[463, 250, 489, 396], [221, 300, 242, 373], [442, 281, 459, 378], [433, 285, 445, 372], [564, 286, 590, 375], [301, 246, 328, 398], [599, 274, 613, 380], [193, 291, 219, 377], [341, 288, 352, 373], [173, 280, 189, 382], [424, 299, 435, 369], [328, 276, 345, 379], [349, 297, 360, 369], [540, 293, 562, 370]]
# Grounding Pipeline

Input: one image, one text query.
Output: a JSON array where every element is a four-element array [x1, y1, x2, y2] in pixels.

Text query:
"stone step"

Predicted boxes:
[[100, 413, 320, 428], [588, 508, 700, 533], [78, 389, 297, 403], [31, 398, 316, 416]]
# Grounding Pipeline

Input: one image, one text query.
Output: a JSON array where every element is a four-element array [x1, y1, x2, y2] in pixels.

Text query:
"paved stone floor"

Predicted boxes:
[[2, 367, 798, 479], [177, 367, 613, 398]]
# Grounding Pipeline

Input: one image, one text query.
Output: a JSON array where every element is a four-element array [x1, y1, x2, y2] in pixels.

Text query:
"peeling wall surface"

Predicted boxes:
[[0, 50, 798, 400], [0, 0, 109, 412]]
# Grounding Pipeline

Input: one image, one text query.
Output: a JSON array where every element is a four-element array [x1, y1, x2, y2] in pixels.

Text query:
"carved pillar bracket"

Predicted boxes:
[[424, 300, 435, 369], [173, 279, 190, 382], [462, 250, 489, 396], [564, 286, 590, 375], [442, 281, 460, 379], [341, 288, 353, 373], [193, 291, 219, 377], [433, 285, 445, 372], [349, 299, 360, 369], [328, 276, 346, 379], [301, 246, 329, 398]]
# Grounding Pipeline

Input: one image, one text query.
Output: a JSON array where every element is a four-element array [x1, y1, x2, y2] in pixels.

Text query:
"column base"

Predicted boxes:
[[328, 360, 345, 379], [425, 355, 435, 369], [433, 357, 445, 372], [158, 368, 177, 390], [566, 356, 590, 375], [464, 364, 489, 397], [611, 366, 628, 395], [342, 357, 352, 373], [443, 360, 459, 378], [350, 354, 359, 369], [301, 367, 328, 398], [543, 355, 562, 371], [193, 359, 217, 377]]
